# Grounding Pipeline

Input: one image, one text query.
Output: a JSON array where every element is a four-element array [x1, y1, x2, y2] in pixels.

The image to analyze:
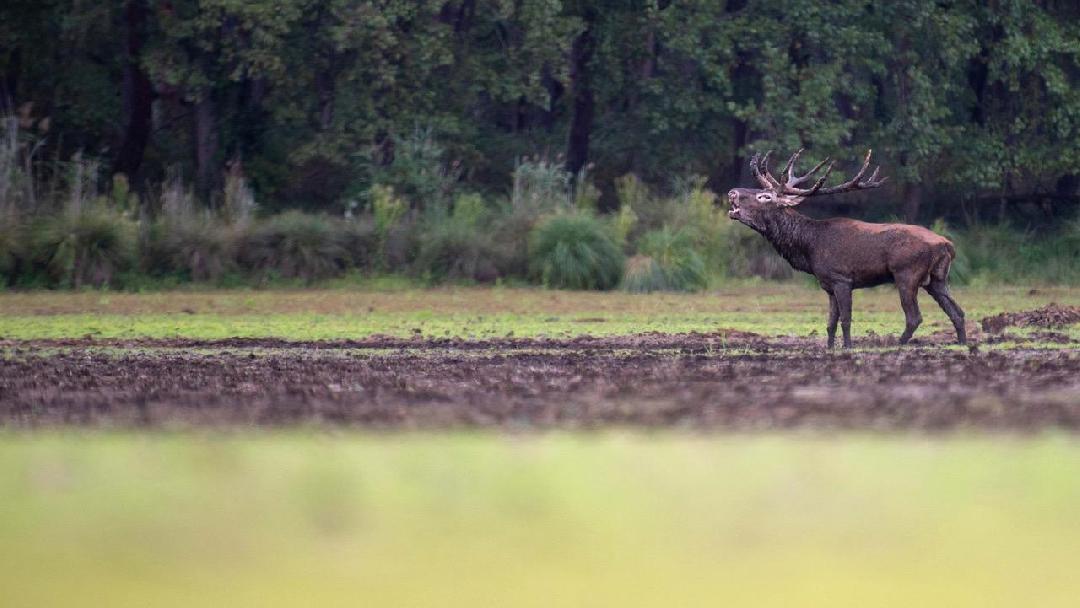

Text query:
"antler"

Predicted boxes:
[[813, 149, 887, 195], [750, 151, 782, 190], [750, 149, 887, 201]]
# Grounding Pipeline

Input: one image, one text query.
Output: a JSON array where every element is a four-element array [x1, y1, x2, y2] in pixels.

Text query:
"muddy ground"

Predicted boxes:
[[2, 330, 1079, 431]]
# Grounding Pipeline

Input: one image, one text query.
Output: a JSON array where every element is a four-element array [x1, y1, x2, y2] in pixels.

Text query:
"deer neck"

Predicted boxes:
[[757, 208, 817, 274]]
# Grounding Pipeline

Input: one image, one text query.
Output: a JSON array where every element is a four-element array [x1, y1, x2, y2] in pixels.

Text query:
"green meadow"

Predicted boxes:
[[2, 284, 1078, 341]]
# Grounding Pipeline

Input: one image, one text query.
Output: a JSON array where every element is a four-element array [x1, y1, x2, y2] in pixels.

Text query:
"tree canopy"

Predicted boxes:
[[3, 0, 1079, 221]]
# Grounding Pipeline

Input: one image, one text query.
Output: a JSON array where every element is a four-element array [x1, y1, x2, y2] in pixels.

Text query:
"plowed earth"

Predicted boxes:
[[3, 331, 1079, 431]]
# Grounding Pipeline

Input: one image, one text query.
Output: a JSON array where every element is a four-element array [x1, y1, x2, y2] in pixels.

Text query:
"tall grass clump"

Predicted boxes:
[[142, 174, 241, 283], [623, 228, 707, 292], [0, 217, 20, 284], [27, 206, 137, 288], [144, 219, 241, 283], [948, 220, 1080, 285], [529, 214, 624, 290], [512, 156, 572, 213], [240, 211, 351, 283], [0, 115, 43, 213], [414, 193, 500, 282]]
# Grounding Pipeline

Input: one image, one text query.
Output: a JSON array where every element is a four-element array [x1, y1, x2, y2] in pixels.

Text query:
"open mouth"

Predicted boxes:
[[727, 193, 740, 219]]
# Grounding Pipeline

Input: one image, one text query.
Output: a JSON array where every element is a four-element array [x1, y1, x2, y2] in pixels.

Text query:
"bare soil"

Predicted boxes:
[[981, 303, 1080, 333], [2, 332, 1079, 431]]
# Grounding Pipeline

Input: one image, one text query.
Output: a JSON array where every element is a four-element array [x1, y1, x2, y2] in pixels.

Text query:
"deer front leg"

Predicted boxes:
[[834, 283, 853, 348], [826, 292, 839, 349]]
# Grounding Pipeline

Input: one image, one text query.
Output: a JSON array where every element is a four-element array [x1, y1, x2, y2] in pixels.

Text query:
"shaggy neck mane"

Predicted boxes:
[[755, 208, 818, 273]]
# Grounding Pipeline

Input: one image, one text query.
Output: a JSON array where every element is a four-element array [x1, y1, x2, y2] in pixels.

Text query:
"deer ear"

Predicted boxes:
[[775, 194, 805, 207]]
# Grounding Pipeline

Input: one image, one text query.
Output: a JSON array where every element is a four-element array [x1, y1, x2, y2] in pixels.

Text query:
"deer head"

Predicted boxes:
[[727, 149, 887, 229]]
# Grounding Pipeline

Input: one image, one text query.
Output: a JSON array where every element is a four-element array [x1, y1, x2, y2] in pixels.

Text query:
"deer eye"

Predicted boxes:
[[757, 193, 772, 202]]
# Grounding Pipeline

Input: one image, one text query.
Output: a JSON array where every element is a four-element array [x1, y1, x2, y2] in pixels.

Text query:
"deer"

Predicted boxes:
[[726, 149, 966, 349]]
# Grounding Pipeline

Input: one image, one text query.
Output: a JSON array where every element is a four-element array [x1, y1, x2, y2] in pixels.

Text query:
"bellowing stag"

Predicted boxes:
[[727, 149, 966, 348]]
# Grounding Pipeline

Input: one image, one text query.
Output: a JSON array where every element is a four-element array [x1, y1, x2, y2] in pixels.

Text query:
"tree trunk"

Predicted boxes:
[[113, 0, 154, 180], [903, 182, 922, 223], [1, 47, 19, 114], [316, 68, 335, 131], [194, 96, 219, 199], [729, 118, 748, 187], [565, 15, 596, 180]]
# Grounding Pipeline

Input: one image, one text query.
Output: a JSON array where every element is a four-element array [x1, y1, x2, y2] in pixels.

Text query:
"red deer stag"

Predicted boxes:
[[727, 149, 965, 348]]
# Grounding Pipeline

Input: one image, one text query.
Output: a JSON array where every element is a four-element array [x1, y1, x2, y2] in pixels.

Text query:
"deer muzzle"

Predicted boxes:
[[727, 190, 741, 220]]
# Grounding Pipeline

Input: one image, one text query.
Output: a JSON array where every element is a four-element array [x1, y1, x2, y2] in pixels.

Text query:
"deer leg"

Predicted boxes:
[[926, 280, 966, 345], [826, 292, 839, 349], [897, 278, 923, 345], [834, 283, 853, 348]]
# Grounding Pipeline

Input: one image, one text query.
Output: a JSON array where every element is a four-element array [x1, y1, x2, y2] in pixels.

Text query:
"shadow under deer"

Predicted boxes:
[[727, 150, 966, 348]]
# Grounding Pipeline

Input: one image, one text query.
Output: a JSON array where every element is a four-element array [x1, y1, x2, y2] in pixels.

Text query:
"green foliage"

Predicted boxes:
[[0, 215, 20, 284], [529, 214, 624, 290], [240, 212, 351, 283], [362, 128, 462, 210], [28, 207, 137, 288], [621, 255, 667, 294], [414, 223, 499, 284], [144, 218, 241, 284], [371, 185, 407, 238], [626, 228, 708, 293], [414, 193, 500, 282], [512, 157, 571, 213], [612, 202, 638, 250]]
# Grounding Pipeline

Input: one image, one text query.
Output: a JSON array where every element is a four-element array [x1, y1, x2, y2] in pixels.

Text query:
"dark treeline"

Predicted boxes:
[[3, 0, 1080, 224]]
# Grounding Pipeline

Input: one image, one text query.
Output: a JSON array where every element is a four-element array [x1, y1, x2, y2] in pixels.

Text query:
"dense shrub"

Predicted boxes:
[[489, 206, 539, 278], [240, 211, 351, 282], [414, 222, 499, 282], [340, 217, 380, 270], [528, 214, 624, 290], [624, 228, 708, 292], [948, 220, 1080, 285], [0, 216, 20, 284], [27, 207, 137, 288], [144, 217, 241, 283], [414, 194, 500, 282]]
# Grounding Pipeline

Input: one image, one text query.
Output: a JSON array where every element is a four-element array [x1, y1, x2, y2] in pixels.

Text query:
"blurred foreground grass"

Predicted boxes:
[[1, 434, 1079, 607], [1, 284, 1078, 340]]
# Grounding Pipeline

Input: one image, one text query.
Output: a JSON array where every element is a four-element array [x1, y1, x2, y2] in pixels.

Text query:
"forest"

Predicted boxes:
[[2, 0, 1080, 288]]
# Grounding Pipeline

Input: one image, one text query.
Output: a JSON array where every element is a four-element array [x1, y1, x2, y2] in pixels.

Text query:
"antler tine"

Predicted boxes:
[[782, 149, 804, 184], [786, 157, 831, 189], [776, 146, 833, 195], [800, 160, 836, 196], [761, 150, 783, 189], [861, 166, 886, 187], [750, 152, 770, 189], [815, 149, 887, 195], [750, 150, 782, 190]]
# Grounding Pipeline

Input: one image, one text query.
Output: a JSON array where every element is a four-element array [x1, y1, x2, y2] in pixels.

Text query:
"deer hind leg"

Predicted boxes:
[[834, 283, 853, 348], [826, 292, 840, 349], [896, 276, 923, 345], [926, 279, 966, 345]]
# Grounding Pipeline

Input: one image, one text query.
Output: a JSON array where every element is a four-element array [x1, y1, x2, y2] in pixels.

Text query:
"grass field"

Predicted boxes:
[[2, 283, 1079, 341], [2, 285, 1079, 606]]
